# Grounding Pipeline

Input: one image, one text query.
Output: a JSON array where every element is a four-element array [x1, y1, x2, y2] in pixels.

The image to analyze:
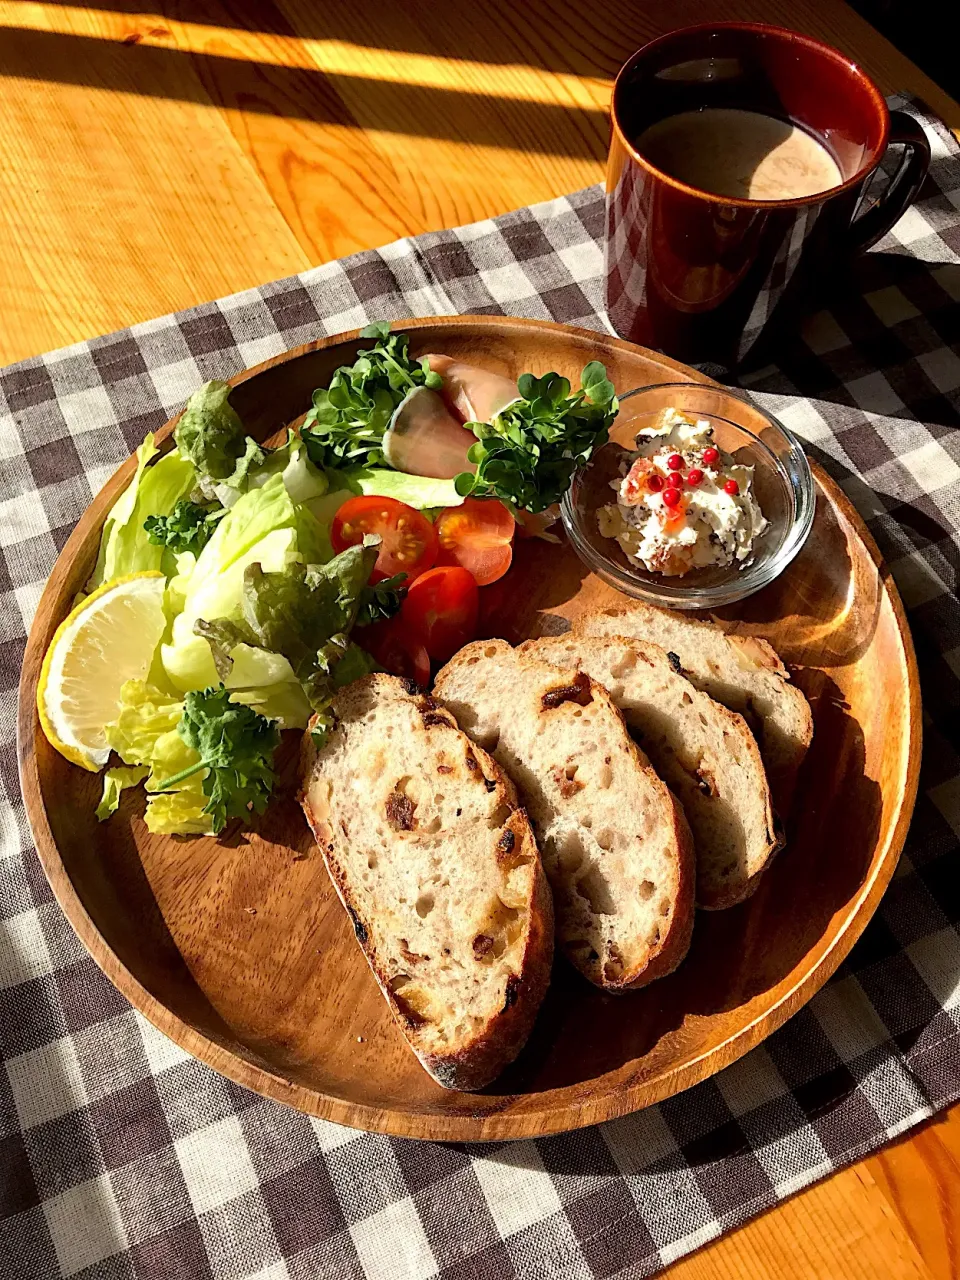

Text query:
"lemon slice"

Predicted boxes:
[[37, 571, 167, 771]]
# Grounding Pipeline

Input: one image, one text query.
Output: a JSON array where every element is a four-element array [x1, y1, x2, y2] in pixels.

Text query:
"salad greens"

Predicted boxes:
[[355, 572, 406, 627], [329, 467, 463, 511], [80, 321, 620, 837], [88, 382, 328, 596], [161, 473, 328, 702], [152, 686, 280, 835], [175, 380, 263, 485], [95, 765, 149, 821], [301, 322, 442, 470], [302, 330, 616, 516], [244, 431, 329, 509], [454, 364, 618, 513], [88, 436, 196, 590], [176, 385, 328, 510], [101, 681, 280, 835], [193, 542, 380, 739], [145, 499, 227, 556], [102, 681, 214, 834]]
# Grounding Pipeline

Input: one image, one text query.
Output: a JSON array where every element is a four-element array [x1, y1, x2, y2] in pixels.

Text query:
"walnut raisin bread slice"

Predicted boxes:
[[578, 602, 813, 778], [434, 641, 694, 990], [521, 634, 782, 909], [299, 674, 553, 1091]]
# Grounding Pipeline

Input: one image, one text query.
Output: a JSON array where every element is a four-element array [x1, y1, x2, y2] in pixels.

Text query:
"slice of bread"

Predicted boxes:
[[578, 603, 813, 778], [521, 634, 782, 909], [434, 640, 694, 991], [299, 674, 553, 1091]]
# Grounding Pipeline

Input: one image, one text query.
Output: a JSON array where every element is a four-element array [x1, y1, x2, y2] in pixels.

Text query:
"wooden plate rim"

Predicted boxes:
[[17, 317, 922, 1141]]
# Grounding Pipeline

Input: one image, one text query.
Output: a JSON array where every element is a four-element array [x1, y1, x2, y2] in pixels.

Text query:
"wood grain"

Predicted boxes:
[[662, 1109, 960, 1279], [17, 318, 921, 1143], [663, 1159, 934, 1279], [2, 0, 955, 1270], [0, 0, 956, 364]]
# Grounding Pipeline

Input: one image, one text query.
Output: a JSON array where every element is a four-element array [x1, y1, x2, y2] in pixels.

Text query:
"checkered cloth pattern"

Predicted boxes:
[[1, 96, 959, 1280]]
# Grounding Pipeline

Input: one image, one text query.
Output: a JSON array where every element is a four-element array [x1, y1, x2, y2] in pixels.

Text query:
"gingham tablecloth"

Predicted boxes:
[[2, 97, 959, 1280]]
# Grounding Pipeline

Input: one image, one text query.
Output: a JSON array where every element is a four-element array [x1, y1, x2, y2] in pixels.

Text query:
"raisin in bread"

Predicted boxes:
[[434, 641, 694, 990], [522, 633, 781, 909], [579, 603, 813, 778], [299, 674, 553, 1091]]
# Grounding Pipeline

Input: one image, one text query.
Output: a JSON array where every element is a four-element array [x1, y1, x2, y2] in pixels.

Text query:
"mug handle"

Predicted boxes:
[[847, 111, 931, 253]]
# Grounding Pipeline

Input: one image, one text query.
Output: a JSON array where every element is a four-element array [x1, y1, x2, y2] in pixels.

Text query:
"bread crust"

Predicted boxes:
[[435, 641, 695, 992], [299, 675, 553, 1092], [522, 634, 783, 910], [577, 603, 813, 779]]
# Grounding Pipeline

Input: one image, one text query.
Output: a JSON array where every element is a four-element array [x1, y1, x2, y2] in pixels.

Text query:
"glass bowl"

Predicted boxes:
[[560, 382, 816, 610]]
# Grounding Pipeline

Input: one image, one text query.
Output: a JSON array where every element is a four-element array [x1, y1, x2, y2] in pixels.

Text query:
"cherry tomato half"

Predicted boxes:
[[360, 617, 431, 687], [331, 496, 438, 583], [435, 498, 515, 586], [401, 566, 479, 662]]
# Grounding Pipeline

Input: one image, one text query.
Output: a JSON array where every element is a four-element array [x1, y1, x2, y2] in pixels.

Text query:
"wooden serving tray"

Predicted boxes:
[[17, 317, 921, 1142]]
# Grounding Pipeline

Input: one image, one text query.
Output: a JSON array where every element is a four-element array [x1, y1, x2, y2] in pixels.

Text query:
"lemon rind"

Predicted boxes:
[[37, 570, 165, 772]]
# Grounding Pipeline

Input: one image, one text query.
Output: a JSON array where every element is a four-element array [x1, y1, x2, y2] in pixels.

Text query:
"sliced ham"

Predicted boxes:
[[382, 386, 477, 480], [515, 504, 562, 542], [426, 354, 520, 424]]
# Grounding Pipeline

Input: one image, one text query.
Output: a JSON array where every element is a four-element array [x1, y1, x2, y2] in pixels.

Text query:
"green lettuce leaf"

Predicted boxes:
[[192, 617, 258, 680], [161, 473, 326, 694], [243, 543, 375, 665], [247, 431, 329, 506], [143, 722, 215, 836], [95, 765, 149, 821], [88, 437, 197, 590], [219, 436, 265, 492], [193, 542, 378, 727], [330, 642, 378, 688], [174, 381, 258, 483], [103, 680, 212, 835], [103, 679, 184, 763], [227, 678, 311, 728], [355, 573, 406, 627], [142, 790, 219, 837], [332, 467, 464, 511], [174, 384, 328, 512]]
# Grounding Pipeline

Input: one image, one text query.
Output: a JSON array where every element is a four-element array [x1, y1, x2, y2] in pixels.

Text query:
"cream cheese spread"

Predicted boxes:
[[598, 408, 767, 576]]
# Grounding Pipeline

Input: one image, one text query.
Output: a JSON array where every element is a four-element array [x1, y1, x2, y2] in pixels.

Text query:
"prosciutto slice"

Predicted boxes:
[[426, 354, 520, 424], [514, 504, 562, 542], [382, 386, 477, 479]]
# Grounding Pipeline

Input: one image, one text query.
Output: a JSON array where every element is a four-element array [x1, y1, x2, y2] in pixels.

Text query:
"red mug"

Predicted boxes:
[[605, 23, 931, 370]]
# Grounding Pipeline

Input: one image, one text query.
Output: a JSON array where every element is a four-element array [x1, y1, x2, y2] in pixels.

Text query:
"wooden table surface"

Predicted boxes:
[[1, 0, 957, 1275]]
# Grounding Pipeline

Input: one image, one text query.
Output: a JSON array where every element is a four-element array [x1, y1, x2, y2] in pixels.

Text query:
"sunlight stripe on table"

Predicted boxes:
[[0, 4, 613, 109]]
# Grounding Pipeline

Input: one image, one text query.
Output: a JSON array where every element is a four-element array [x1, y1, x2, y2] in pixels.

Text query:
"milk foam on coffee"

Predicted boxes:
[[636, 107, 843, 201]]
